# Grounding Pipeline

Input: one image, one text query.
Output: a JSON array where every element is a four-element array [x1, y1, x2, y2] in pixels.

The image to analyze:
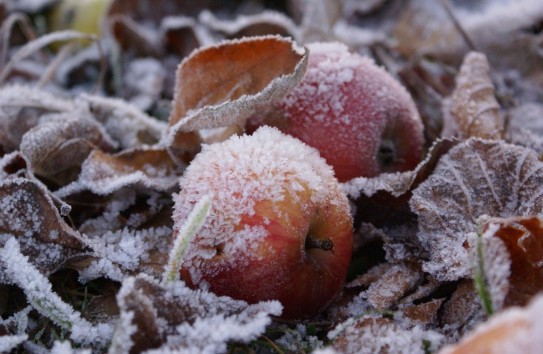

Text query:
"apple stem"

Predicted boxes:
[[305, 236, 334, 252]]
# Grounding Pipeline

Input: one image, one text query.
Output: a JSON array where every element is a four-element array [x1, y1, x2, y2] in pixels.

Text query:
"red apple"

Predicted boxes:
[[248, 42, 424, 182], [173, 126, 353, 319]]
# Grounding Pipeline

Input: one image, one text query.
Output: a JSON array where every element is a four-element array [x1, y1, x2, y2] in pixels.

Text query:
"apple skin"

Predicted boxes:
[[248, 42, 424, 182], [173, 126, 353, 319]]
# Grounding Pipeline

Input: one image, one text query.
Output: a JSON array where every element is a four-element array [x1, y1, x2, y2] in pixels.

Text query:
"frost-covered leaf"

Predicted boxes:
[[166, 35, 308, 156], [81, 94, 166, 149], [0, 334, 27, 353], [348, 262, 424, 311], [0, 178, 86, 276], [0, 151, 30, 181], [342, 138, 456, 229], [161, 16, 210, 59], [393, 0, 543, 102], [482, 216, 543, 308], [443, 52, 503, 140], [471, 226, 511, 314], [439, 293, 543, 354], [507, 103, 543, 155], [20, 109, 115, 185], [199, 10, 298, 39], [109, 274, 282, 354], [56, 147, 183, 198], [411, 138, 543, 281], [342, 138, 456, 199], [0, 238, 113, 347], [75, 225, 172, 283], [440, 280, 485, 339], [0, 85, 74, 152], [329, 317, 444, 354]]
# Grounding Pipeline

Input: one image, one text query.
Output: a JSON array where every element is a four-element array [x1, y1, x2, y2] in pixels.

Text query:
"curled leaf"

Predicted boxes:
[[20, 109, 115, 185], [81, 94, 166, 149], [56, 147, 183, 198], [0, 85, 74, 151], [199, 10, 298, 39], [439, 293, 543, 354], [411, 139, 543, 281], [166, 35, 308, 155], [330, 317, 444, 354], [110, 274, 282, 353], [0, 178, 85, 275], [483, 216, 543, 308], [443, 52, 503, 140]]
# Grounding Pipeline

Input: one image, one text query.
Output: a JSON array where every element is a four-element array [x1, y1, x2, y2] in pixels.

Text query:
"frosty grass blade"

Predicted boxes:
[[162, 194, 212, 284], [0, 238, 113, 347], [0, 30, 98, 84]]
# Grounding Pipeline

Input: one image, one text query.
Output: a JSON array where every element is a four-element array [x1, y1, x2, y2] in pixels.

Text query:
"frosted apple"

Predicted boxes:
[[173, 126, 353, 319], [248, 42, 424, 182]]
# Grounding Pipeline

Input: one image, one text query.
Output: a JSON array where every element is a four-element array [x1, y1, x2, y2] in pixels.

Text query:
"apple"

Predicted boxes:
[[173, 126, 353, 319], [248, 42, 424, 182]]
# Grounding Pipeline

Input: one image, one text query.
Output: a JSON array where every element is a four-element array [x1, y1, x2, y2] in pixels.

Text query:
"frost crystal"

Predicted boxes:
[[0, 238, 113, 347], [411, 138, 543, 280], [109, 274, 282, 353]]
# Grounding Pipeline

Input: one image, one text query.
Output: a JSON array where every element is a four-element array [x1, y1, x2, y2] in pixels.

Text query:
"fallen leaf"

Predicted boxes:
[[109, 274, 282, 353], [443, 52, 503, 140], [483, 216, 543, 308], [199, 10, 298, 39], [0, 178, 86, 276], [439, 293, 543, 354], [20, 108, 115, 185], [411, 138, 543, 281], [330, 316, 443, 354], [56, 147, 183, 198], [166, 35, 308, 158]]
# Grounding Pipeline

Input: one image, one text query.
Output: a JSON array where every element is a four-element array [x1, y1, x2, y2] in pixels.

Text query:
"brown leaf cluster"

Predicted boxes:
[[2, 0, 543, 353]]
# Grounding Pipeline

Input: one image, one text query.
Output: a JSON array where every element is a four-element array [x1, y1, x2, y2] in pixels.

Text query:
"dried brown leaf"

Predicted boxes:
[[82, 94, 166, 149], [0, 178, 86, 276], [363, 262, 424, 310], [443, 52, 503, 140], [440, 280, 484, 339], [166, 35, 308, 156], [109, 15, 162, 57], [484, 216, 543, 308], [0, 85, 74, 152], [330, 317, 443, 354], [402, 298, 445, 327], [506, 103, 543, 155], [162, 16, 206, 58], [411, 138, 543, 281], [199, 10, 298, 39], [439, 293, 543, 354], [20, 109, 114, 185], [56, 147, 183, 198], [110, 274, 281, 353]]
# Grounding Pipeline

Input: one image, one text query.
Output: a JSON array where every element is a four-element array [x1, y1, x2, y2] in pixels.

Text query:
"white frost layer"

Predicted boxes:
[[173, 126, 348, 283]]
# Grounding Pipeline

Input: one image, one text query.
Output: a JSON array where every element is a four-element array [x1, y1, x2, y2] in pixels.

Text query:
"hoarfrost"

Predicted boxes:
[[411, 138, 543, 281], [166, 35, 308, 155], [0, 334, 27, 353], [0, 238, 113, 347], [50, 341, 92, 354], [0, 178, 85, 276], [329, 317, 444, 354], [81, 94, 166, 149], [442, 52, 503, 140], [56, 147, 183, 198], [109, 274, 282, 353], [439, 293, 543, 354], [173, 126, 349, 287]]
